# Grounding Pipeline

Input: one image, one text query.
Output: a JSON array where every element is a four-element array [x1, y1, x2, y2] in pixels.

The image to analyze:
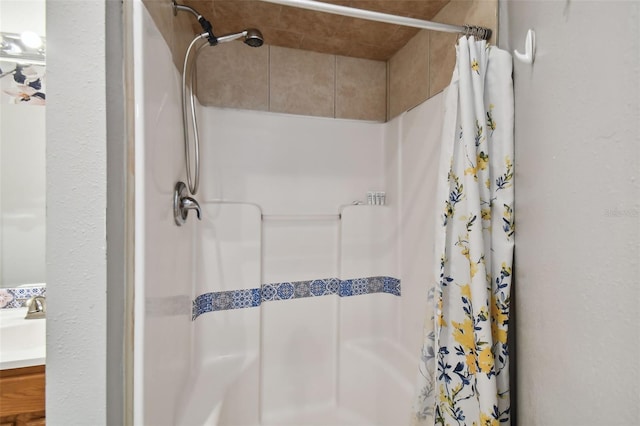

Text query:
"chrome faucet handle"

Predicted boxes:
[[25, 295, 46, 320], [181, 197, 201, 220], [174, 181, 202, 226]]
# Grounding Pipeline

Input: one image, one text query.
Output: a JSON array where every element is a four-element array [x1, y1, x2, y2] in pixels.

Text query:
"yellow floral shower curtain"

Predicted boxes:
[[413, 37, 514, 425]]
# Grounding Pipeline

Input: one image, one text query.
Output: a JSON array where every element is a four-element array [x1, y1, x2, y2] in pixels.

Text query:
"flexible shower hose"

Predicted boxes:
[[181, 33, 208, 195]]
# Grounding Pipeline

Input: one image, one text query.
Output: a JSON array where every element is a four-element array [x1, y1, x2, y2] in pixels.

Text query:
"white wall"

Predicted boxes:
[[501, 1, 640, 424], [197, 107, 393, 423], [46, 0, 107, 424], [199, 108, 386, 214], [395, 93, 443, 361], [133, 2, 193, 425], [338, 93, 444, 424], [0, 0, 45, 36]]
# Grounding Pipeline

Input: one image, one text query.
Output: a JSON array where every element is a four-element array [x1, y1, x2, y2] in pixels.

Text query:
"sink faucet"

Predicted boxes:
[[25, 295, 46, 319]]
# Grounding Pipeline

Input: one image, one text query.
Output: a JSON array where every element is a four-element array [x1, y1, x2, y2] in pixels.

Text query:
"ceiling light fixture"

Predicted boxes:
[[0, 32, 46, 65], [20, 31, 43, 49]]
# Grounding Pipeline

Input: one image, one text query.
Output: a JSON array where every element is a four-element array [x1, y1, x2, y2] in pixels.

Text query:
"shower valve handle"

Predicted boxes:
[[173, 181, 202, 226], [181, 197, 202, 220]]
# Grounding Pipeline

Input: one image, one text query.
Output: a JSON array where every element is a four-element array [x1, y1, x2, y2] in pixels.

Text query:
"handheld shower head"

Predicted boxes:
[[244, 28, 264, 47], [216, 28, 264, 47]]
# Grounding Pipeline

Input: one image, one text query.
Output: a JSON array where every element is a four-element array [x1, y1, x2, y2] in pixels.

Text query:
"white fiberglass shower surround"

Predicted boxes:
[[133, 1, 461, 424]]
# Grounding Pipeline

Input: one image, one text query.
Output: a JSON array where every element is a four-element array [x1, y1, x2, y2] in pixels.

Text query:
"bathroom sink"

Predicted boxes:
[[0, 308, 46, 369]]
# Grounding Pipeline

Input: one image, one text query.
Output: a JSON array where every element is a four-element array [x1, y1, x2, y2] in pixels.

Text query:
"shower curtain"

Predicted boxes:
[[413, 37, 514, 425]]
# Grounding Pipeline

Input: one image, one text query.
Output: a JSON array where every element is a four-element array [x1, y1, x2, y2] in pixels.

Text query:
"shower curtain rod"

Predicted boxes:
[[259, 0, 492, 40]]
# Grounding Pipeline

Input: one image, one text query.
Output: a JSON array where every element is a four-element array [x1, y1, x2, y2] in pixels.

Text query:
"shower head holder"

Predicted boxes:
[[172, 1, 263, 47], [197, 16, 218, 46]]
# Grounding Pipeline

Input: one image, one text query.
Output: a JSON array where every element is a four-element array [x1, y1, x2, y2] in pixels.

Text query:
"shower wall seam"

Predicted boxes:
[[335, 196, 342, 409], [258, 217, 265, 426], [396, 114, 405, 339]]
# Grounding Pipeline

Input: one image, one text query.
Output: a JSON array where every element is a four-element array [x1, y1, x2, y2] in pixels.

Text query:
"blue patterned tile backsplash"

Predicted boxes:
[[0, 286, 46, 309], [193, 276, 400, 320]]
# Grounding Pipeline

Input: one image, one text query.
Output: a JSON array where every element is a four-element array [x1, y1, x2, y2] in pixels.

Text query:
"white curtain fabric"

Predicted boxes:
[[413, 37, 514, 425]]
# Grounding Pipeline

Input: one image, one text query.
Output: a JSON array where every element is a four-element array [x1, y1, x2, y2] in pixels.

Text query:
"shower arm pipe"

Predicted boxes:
[[172, 2, 202, 20], [259, 0, 492, 39], [173, 1, 218, 45]]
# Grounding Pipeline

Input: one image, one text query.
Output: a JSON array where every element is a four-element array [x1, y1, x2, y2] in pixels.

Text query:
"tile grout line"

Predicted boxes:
[[333, 54, 337, 118], [268, 45, 272, 112]]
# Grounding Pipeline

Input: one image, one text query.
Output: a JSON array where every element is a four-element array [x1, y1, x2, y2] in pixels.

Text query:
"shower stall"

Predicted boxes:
[[133, 0, 480, 424]]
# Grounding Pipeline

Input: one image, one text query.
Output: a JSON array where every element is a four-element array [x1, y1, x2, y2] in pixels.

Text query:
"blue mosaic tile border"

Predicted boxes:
[[193, 276, 400, 320], [0, 286, 46, 309], [192, 289, 262, 319]]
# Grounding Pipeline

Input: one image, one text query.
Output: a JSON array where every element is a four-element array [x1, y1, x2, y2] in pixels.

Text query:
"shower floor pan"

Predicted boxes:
[[181, 338, 413, 426]]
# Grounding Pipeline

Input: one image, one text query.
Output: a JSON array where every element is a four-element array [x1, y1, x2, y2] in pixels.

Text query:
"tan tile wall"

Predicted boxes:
[[194, 43, 387, 121], [196, 42, 270, 111], [336, 57, 387, 121], [388, 0, 498, 120], [142, 0, 386, 121], [269, 47, 336, 118], [388, 30, 431, 120], [142, 0, 496, 122], [141, 0, 198, 71]]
